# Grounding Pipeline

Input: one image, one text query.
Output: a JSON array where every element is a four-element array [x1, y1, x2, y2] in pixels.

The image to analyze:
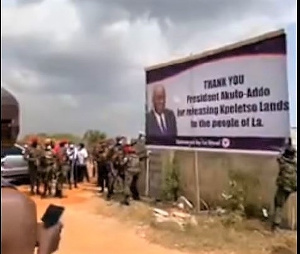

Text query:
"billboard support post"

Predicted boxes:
[[145, 152, 150, 197], [194, 150, 201, 212]]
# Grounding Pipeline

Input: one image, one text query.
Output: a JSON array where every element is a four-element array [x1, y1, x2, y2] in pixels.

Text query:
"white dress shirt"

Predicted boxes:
[[77, 148, 88, 165], [67, 147, 78, 162]]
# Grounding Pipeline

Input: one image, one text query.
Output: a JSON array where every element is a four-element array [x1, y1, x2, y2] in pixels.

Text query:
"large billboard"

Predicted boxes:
[[145, 30, 290, 152]]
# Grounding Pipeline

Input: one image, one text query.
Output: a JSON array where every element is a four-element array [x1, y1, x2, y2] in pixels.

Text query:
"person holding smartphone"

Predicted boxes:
[[2, 179, 63, 254]]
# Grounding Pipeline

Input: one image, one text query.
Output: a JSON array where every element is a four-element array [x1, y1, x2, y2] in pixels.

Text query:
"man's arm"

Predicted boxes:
[[2, 187, 63, 254], [2, 188, 37, 254]]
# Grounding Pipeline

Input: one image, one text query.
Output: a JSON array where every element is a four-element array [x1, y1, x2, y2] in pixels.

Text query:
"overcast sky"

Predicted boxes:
[[1, 0, 297, 137]]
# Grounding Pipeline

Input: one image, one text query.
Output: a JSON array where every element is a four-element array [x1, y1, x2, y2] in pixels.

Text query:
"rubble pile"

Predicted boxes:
[[152, 196, 197, 230]]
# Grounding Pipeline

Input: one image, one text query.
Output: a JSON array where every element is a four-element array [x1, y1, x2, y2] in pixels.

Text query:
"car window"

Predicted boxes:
[[1, 146, 24, 158]]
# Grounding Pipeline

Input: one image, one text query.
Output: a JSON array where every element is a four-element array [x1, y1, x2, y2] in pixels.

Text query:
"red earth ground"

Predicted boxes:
[[19, 183, 192, 254]]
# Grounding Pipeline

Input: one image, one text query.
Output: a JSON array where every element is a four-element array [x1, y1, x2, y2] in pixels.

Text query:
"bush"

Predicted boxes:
[[222, 170, 263, 224], [161, 156, 181, 202]]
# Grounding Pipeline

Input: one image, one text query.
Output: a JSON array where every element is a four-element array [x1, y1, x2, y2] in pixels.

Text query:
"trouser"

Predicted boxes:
[[28, 166, 39, 194], [77, 164, 90, 183], [97, 162, 108, 191], [273, 187, 292, 227], [55, 165, 67, 196], [122, 171, 140, 204], [67, 161, 78, 188], [107, 166, 118, 199], [66, 168, 72, 189], [92, 160, 96, 178], [77, 164, 82, 183], [39, 167, 53, 197], [130, 173, 140, 200]]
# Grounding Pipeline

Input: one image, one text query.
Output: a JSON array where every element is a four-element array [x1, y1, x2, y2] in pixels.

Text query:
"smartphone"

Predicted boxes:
[[41, 204, 65, 228]]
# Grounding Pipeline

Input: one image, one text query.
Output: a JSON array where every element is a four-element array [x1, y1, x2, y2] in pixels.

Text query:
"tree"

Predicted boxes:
[[49, 133, 81, 144], [83, 130, 106, 147], [20, 133, 81, 145]]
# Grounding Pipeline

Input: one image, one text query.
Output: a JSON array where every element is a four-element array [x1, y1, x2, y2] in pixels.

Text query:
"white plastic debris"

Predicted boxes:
[[153, 208, 169, 217], [262, 208, 268, 218], [177, 196, 194, 210]]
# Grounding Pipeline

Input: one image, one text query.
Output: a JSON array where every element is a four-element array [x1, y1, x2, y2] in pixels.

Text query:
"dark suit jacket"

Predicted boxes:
[[146, 109, 177, 145]]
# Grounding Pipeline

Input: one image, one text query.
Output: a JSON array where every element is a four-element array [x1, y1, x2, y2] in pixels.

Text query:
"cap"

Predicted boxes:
[[31, 137, 38, 144], [59, 140, 67, 146]]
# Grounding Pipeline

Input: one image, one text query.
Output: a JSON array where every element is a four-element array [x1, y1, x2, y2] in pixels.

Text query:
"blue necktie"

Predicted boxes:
[[160, 115, 166, 133]]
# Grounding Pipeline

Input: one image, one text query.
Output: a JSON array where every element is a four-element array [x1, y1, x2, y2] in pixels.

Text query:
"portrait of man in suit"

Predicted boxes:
[[146, 84, 177, 143]]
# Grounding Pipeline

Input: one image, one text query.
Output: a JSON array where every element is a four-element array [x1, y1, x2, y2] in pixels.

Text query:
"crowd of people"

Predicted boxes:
[[1, 133, 147, 254], [23, 134, 147, 205]]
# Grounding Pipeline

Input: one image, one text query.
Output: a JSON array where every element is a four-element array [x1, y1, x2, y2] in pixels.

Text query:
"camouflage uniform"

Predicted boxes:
[[55, 146, 69, 198], [272, 146, 297, 230], [39, 146, 56, 198], [122, 151, 141, 205], [95, 145, 109, 193], [106, 148, 122, 200], [134, 139, 147, 200], [24, 144, 41, 195]]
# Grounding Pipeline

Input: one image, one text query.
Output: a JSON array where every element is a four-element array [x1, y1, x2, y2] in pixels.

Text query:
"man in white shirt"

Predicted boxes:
[[66, 143, 78, 188], [76, 143, 89, 183]]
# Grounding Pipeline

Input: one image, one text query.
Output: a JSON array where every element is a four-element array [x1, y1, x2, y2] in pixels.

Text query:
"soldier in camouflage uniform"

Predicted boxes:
[[55, 141, 69, 198], [132, 135, 148, 201], [272, 141, 297, 232], [23, 139, 41, 195], [121, 146, 141, 205], [94, 142, 109, 193], [106, 144, 121, 200], [39, 139, 56, 198]]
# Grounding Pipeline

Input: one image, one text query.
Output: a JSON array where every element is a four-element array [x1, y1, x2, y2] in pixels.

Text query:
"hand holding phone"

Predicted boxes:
[[41, 204, 65, 229], [37, 222, 63, 254]]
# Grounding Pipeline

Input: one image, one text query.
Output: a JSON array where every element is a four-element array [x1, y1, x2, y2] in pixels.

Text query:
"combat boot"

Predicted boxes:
[[120, 195, 130, 206], [271, 223, 282, 234], [41, 192, 47, 199], [120, 200, 130, 206], [132, 195, 140, 201], [55, 189, 63, 198]]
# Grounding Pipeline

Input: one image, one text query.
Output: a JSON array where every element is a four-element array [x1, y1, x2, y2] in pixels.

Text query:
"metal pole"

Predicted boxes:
[[194, 150, 201, 212], [189, 53, 201, 212], [145, 150, 150, 196]]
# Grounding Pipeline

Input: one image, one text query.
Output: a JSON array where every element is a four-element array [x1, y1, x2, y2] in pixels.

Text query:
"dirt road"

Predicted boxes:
[[20, 183, 188, 254]]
